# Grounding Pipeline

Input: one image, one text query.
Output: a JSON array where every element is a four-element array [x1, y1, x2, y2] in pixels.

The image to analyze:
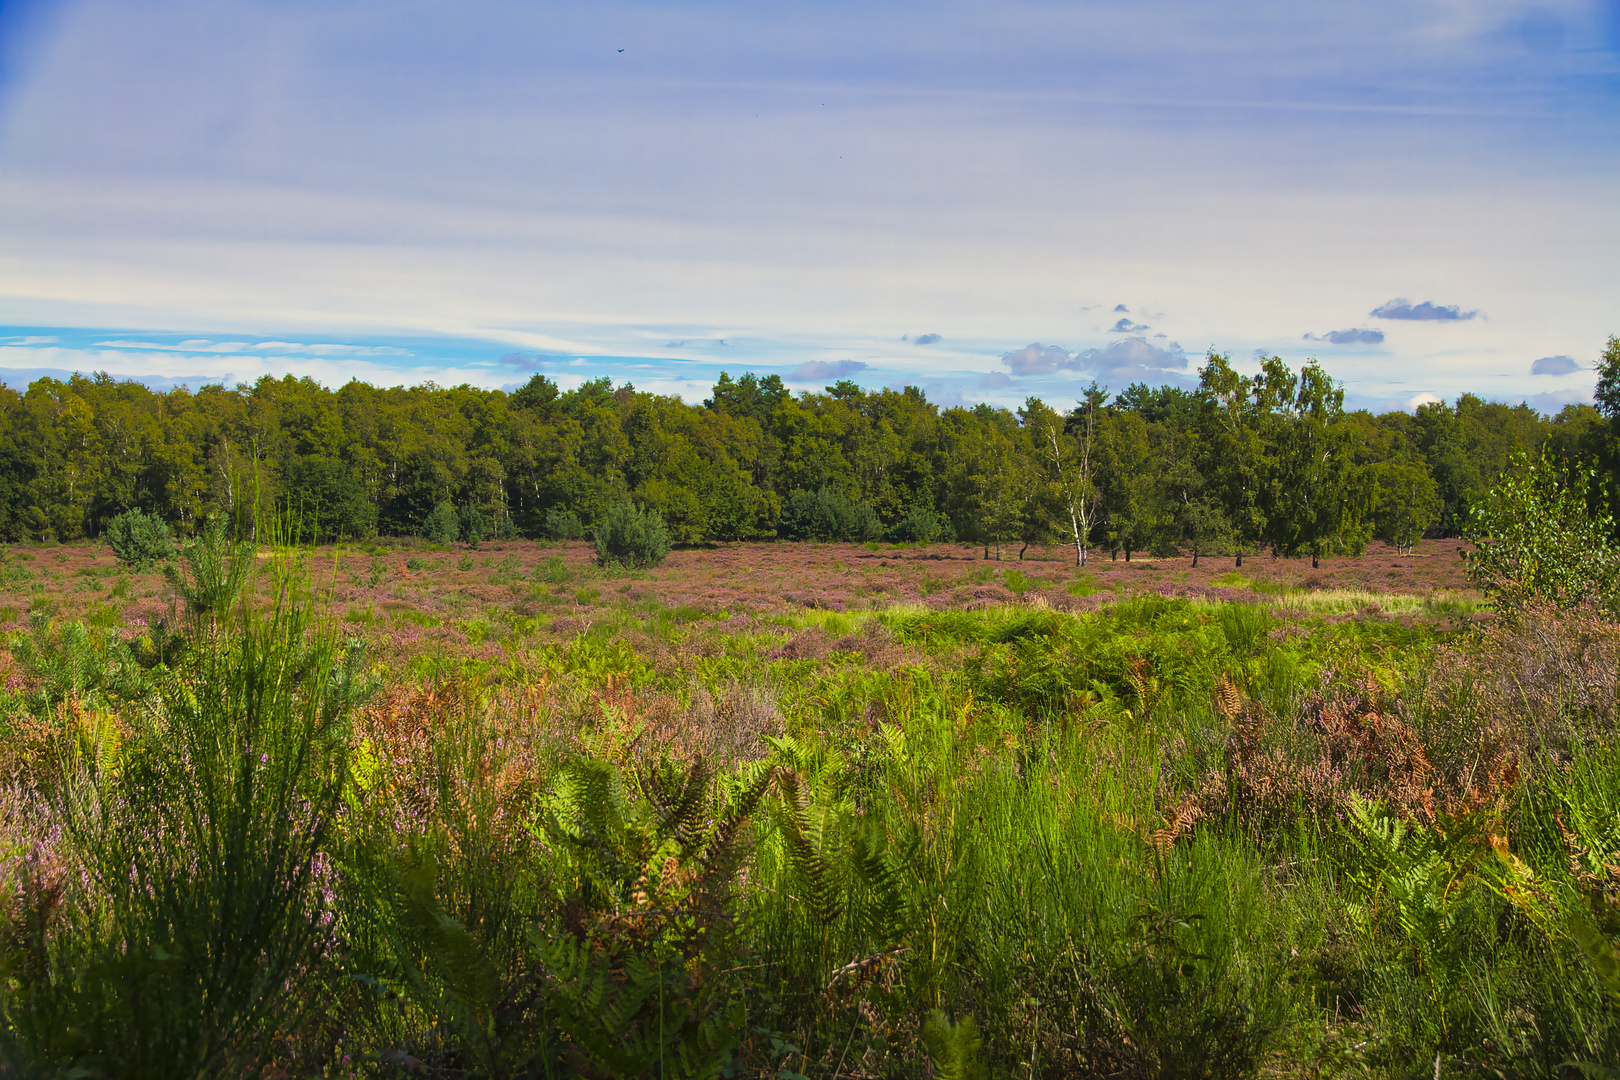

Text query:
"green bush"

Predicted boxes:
[[594, 502, 671, 569], [419, 501, 460, 544], [1464, 448, 1620, 618], [103, 508, 172, 570]]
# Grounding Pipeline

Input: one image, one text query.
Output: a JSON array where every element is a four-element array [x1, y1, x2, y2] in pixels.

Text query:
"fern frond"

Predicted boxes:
[[775, 769, 844, 928]]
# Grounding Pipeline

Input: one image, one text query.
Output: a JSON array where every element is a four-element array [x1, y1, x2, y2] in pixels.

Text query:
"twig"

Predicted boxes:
[[826, 947, 909, 990]]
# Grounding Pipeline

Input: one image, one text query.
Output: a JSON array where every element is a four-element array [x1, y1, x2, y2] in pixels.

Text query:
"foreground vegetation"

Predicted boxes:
[[0, 520, 1617, 1079]]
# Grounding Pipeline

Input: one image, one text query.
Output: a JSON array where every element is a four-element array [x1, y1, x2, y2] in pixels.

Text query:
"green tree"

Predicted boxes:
[[1021, 387, 1104, 566], [1371, 456, 1441, 555], [1196, 352, 1269, 566], [1261, 358, 1371, 568]]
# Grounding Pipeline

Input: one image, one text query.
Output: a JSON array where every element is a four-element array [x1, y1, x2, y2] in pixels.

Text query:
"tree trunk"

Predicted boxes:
[[1192, 548, 1199, 568], [1125, 545, 1132, 562], [1236, 549, 1243, 567], [1312, 551, 1320, 569], [1018, 541, 1028, 560]]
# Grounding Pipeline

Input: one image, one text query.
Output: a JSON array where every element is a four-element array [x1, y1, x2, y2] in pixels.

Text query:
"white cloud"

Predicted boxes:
[[91, 339, 411, 357]]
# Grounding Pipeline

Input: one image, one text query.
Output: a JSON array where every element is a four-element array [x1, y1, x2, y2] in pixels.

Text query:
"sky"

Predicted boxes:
[[1, 0, 1616, 414]]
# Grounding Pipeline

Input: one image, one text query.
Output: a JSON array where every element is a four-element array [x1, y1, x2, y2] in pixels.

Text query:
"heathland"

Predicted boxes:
[[3, 338, 1620, 1078], [1, 522, 1619, 1079]]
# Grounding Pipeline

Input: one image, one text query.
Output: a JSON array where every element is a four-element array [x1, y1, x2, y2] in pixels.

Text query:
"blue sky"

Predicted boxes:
[[1, 0, 1616, 413]]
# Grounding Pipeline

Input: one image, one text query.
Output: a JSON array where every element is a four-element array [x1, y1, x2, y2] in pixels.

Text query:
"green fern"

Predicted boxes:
[[921, 1010, 985, 1080], [531, 929, 743, 1080]]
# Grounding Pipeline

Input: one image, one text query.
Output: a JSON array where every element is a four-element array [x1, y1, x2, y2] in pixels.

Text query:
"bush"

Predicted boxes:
[[594, 502, 671, 569], [543, 508, 585, 541], [889, 505, 955, 545], [778, 488, 883, 542], [103, 509, 172, 570], [419, 501, 460, 544]]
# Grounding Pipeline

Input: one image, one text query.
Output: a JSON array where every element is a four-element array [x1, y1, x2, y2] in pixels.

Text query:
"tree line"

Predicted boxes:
[[1, 340, 1616, 563]]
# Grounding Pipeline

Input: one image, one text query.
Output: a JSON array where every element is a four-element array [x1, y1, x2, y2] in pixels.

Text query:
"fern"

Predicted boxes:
[[921, 1010, 985, 1080], [532, 929, 743, 1080]]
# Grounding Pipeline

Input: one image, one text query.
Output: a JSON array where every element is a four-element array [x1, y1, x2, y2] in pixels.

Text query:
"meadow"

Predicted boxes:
[[1, 533, 1617, 1079]]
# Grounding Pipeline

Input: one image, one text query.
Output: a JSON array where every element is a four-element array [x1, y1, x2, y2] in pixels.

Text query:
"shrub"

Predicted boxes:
[[889, 505, 954, 545], [165, 515, 253, 626], [778, 488, 882, 542], [594, 502, 672, 569], [543, 508, 585, 541], [103, 508, 172, 570], [419, 501, 460, 544], [1464, 448, 1620, 619]]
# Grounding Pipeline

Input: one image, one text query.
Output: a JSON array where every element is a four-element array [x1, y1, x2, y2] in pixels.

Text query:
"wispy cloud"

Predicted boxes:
[[1112, 304, 1130, 313], [913, 333, 942, 345], [1368, 299, 1477, 322], [92, 339, 412, 357], [979, 371, 1012, 388], [1304, 328, 1384, 344], [500, 351, 567, 369], [787, 359, 867, 382], [1530, 354, 1580, 375], [1110, 318, 1149, 333]]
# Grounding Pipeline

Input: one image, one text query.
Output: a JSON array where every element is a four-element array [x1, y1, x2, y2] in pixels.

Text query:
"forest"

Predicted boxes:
[[2, 340, 1617, 560]]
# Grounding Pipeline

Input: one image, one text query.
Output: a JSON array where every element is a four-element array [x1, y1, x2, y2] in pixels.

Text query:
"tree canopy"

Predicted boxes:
[[0, 349, 1612, 558]]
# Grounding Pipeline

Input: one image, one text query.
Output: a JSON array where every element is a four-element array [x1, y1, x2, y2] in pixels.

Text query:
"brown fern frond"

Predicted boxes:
[[1214, 673, 1243, 722]]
